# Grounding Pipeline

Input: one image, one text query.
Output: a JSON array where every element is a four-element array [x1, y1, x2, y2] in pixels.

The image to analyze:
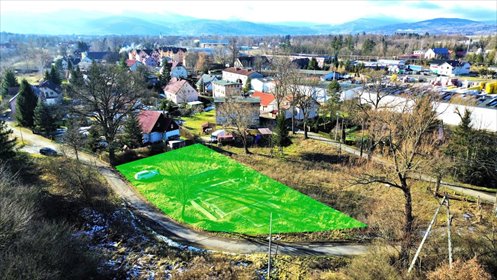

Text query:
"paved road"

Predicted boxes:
[[299, 131, 496, 203], [6, 121, 367, 256]]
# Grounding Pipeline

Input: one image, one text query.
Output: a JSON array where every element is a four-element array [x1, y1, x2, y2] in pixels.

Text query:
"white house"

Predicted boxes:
[[438, 61, 471, 76], [251, 91, 319, 121], [212, 80, 242, 98], [38, 80, 62, 105], [163, 79, 199, 104], [222, 67, 263, 87], [424, 48, 449, 60], [251, 77, 276, 93], [138, 111, 180, 144]]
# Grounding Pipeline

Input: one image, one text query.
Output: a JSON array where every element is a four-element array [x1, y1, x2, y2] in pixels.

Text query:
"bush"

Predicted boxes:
[[427, 258, 491, 280], [340, 246, 401, 280]]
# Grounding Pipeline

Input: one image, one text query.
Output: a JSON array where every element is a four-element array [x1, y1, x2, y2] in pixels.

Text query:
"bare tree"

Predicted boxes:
[[217, 97, 258, 154], [353, 91, 442, 266], [271, 57, 298, 113], [68, 64, 150, 165], [292, 76, 319, 139], [63, 120, 84, 162], [228, 38, 239, 67]]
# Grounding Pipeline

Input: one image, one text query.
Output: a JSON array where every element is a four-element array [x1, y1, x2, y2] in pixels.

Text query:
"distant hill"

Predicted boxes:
[[0, 11, 495, 36]]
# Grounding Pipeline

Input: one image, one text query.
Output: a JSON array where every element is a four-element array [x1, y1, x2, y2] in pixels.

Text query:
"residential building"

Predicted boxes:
[[163, 79, 199, 104], [212, 80, 242, 98], [429, 59, 447, 74], [438, 60, 471, 76], [222, 67, 263, 86], [234, 56, 270, 70], [38, 80, 62, 105], [170, 63, 188, 79], [251, 91, 319, 120], [214, 96, 261, 126], [158, 47, 187, 65], [196, 74, 221, 94], [251, 77, 276, 93], [138, 111, 180, 144], [424, 48, 449, 59]]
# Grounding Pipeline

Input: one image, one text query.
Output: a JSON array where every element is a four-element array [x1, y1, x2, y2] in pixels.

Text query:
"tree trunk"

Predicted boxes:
[[399, 184, 414, 266], [243, 132, 250, 154], [303, 120, 308, 139], [73, 147, 79, 162], [291, 108, 296, 134]]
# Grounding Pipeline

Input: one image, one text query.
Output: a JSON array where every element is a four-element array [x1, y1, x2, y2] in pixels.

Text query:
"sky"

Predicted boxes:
[[0, 0, 496, 24]]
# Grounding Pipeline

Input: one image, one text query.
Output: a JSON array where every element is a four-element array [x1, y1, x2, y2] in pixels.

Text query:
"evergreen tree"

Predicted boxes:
[[307, 58, 319, 70], [122, 113, 143, 149], [242, 77, 251, 94], [158, 64, 171, 88], [86, 126, 100, 153], [34, 100, 56, 135], [1, 69, 19, 97], [15, 80, 38, 127], [69, 66, 84, 87], [119, 56, 128, 70], [43, 70, 50, 82], [49, 65, 62, 85], [272, 112, 290, 153], [0, 119, 16, 159]]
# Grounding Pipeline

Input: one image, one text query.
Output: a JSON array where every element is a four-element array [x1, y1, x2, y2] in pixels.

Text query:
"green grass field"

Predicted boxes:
[[181, 110, 215, 136], [116, 144, 366, 235]]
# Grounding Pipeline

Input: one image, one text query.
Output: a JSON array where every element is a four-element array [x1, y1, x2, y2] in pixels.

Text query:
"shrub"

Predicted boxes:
[[427, 258, 491, 280]]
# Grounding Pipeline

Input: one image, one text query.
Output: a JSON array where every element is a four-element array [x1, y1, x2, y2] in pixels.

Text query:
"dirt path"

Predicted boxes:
[[7, 121, 368, 256]]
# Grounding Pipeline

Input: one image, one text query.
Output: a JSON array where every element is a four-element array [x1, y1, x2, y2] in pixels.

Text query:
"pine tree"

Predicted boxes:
[[122, 113, 143, 149], [272, 112, 290, 153], [1, 69, 19, 97], [49, 65, 62, 85], [34, 100, 56, 135], [0, 120, 16, 159], [242, 77, 251, 94], [15, 80, 38, 127], [86, 126, 100, 152], [69, 66, 84, 86], [44, 70, 50, 82]]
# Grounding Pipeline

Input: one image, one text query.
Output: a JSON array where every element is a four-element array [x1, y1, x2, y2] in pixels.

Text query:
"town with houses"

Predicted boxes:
[[1, 1, 497, 279]]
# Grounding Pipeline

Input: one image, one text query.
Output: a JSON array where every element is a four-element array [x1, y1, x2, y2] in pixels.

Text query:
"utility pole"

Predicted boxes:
[[335, 113, 339, 141], [408, 196, 446, 274], [446, 196, 453, 269], [267, 212, 273, 280]]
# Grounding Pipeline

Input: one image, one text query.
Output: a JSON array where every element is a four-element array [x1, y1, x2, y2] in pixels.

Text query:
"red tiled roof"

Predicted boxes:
[[138, 111, 161, 134], [163, 79, 187, 95], [223, 67, 258, 76], [126, 59, 137, 67], [251, 91, 275, 107]]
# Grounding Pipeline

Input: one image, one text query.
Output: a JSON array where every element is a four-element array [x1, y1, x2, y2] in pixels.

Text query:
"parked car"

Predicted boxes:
[[39, 147, 58, 156]]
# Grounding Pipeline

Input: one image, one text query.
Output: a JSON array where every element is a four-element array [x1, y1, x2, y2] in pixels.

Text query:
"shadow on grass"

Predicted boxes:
[[300, 152, 350, 165]]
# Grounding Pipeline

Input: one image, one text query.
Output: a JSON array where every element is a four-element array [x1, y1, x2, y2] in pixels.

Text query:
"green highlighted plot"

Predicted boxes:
[[116, 144, 366, 235]]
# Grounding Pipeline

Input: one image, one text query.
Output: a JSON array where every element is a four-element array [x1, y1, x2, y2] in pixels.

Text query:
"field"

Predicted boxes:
[[116, 144, 366, 235], [181, 110, 216, 136]]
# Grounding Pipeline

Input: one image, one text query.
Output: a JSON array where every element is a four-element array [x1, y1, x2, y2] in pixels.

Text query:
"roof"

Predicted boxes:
[[432, 48, 449, 54], [235, 56, 269, 67], [442, 60, 469, 67], [212, 79, 240, 86], [429, 59, 447, 65], [39, 80, 61, 92], [214, 96, 261, 104], [258, 128, 273, 135], [86, 52, 113, 60], [163, 79, 188, 95], [159, 46, 187, 53], [251, 91, 275, 106], [223, 67, 261, 77], [138, 111, 162, 134], [196, 74, 221, 86], [126, 59, 137, 67]]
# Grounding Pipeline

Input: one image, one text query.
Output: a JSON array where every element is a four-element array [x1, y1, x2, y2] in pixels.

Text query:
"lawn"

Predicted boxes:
[[180, 110, 216, 136], [116, 144, 366, 235]]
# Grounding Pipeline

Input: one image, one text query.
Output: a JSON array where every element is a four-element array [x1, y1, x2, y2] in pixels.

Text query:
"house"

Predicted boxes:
[[163, 79, 199, 104], [234, 56, 270, 70], [251, 91, 320, 121], [170, 63, 188, 79], [81, 51, 113, 63], [8, 85, 40, 117], [251, 77, 276, 93], [438, 60, 471, 76], [196, 74, 221, 94], [429, 59, 448, 74], [291, 58, 310, 69], [158, 47, 187, 65], [38, 80, 62, 105], [413, 49, 426, 57], [212, 80, 242, 98], [126, 59, 145, 72], [214, 96, 261, 126], [424, 48, 449, 59], [222, 67, 263, 86], [137, 111, 180, 144], [251, 91, 277, 116]]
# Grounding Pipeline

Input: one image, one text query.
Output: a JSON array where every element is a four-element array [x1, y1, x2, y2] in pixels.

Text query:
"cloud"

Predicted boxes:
[[408, 1, 441, 10]]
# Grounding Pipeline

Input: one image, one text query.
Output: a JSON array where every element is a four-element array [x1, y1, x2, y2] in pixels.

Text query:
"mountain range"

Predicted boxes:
[[1, 11, 495, 36]]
